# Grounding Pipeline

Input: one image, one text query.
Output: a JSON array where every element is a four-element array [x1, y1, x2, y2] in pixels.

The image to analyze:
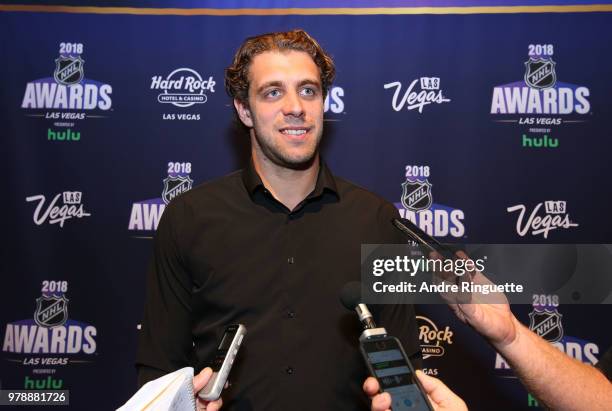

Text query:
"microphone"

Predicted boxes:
[[340, 282, 436, 411], [340, 281, 387, 341]]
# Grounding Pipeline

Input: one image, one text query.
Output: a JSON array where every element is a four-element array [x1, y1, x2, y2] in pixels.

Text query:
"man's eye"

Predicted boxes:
[[266, 89, 281, 98], [300, 88, 316, 96]]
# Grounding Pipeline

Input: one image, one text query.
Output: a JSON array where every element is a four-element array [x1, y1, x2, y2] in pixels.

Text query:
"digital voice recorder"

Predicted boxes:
[[360, 335, 434, 411], [340, 282, 434, 411], [197, 324, 246, 401]]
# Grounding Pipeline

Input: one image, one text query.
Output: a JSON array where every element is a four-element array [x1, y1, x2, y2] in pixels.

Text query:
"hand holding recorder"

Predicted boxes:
[[340, 282, 435, 411], [193, 368, 223, 411], [364, 370, 467, 411], [195, 324, 246, 410]]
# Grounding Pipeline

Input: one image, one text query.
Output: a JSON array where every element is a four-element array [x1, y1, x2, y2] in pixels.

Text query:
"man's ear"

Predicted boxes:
[[234, 99, 253, 128]]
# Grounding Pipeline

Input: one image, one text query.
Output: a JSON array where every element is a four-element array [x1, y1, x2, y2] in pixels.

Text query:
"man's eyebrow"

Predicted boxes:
[[298, 79, 322, 89], [256, 81, 283, 94]]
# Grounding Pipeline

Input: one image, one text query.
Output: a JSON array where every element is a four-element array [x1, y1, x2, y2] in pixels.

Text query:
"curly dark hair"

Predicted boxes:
[[225, 29, 336, 105]]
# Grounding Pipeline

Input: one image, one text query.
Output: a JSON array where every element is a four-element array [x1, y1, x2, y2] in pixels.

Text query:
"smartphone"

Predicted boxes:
[[361, 336, 434, 411], [392, 218, 457, 259], [198, 324, 246, 401]]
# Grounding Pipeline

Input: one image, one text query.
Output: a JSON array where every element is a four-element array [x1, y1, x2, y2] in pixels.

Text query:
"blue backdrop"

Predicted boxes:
[[1, 2, 611, 410]]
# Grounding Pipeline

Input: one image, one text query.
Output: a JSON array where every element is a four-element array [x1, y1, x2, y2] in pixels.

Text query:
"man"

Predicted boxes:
[[136, 29, 420, 410], [366, 252, 612, 411]]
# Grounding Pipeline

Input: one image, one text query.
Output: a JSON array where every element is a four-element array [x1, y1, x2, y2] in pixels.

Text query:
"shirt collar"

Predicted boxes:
[[242, 158, 339, 200]]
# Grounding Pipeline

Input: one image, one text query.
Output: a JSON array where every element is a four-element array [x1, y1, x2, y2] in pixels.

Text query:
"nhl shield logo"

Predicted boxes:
[[162, 175, 193, 205], [529, 308, 563, 342], [401, 179, 432, 211], [34, 295, 69, 327], [524, 58, 556, 89], [54, 56, 84, 85]]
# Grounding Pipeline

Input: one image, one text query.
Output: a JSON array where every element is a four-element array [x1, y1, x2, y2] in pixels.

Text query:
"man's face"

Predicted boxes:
[[235, 50, 324, 169]]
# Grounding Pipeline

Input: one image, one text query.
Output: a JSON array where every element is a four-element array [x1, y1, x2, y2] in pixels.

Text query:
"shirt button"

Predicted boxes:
[[287, 257, 294, 264], [287, 310, 295, 318], [285, 366, 294, 375]]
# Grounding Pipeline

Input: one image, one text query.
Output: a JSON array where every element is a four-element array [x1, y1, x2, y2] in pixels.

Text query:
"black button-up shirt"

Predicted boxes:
[[136, 161, 421, 410]]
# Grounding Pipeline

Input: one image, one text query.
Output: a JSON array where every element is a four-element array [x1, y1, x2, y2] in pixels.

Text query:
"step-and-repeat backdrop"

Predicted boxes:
[[1, 1, 611, 409]]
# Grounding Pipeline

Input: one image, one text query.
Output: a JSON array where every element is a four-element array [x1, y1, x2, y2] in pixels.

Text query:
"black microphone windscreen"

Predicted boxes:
[[340, 281, 362, 311]]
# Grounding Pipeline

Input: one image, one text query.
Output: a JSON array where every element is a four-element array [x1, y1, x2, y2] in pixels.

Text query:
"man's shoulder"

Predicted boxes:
[[333, 175, 396, 210], [175, 169, 244, 206]]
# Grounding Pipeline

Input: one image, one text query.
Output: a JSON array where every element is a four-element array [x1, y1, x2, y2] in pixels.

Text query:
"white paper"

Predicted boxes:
[[118, 367, 196, 411]]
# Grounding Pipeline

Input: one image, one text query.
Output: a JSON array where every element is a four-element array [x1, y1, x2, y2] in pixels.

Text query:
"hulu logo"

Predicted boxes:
[[24, 376, 63, 389], [48, 128, 80, 141], [527, 393, 539, 407], [522, 134, 558, 148]]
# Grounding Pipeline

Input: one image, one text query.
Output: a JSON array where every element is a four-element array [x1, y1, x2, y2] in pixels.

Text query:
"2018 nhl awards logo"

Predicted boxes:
[[401, 179, 432, 211], [21, 42, 113, 143], [129, 162, 194, 232], [53, 55, 84, 85], [490, 44, 590, 149], [34, 295, 68, 328], [529, 307, 563, 342], [2, 280, 98, 389], [162, 175, 193, 205], [524, 57, 556, 89], [395, 165, 465, 238]]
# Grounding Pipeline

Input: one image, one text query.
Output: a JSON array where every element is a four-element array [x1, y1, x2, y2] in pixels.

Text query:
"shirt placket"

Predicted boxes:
[[280, 210, 299, 380]]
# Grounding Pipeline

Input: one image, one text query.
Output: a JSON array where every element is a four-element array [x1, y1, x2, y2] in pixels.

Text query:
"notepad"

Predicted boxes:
[[118, 367, 196, 411]]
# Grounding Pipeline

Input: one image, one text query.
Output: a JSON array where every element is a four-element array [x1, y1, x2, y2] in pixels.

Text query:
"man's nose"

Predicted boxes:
[[282, 90, 304, 118]]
